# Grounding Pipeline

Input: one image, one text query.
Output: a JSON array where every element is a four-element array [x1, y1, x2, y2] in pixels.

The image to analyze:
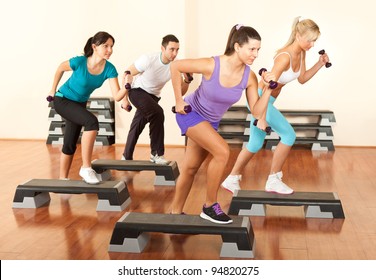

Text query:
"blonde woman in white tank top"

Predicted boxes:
[[223, 17, 331, 195]]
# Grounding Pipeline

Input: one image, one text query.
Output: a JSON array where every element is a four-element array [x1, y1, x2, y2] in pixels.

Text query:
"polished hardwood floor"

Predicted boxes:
[[1, 140, 376, 260]]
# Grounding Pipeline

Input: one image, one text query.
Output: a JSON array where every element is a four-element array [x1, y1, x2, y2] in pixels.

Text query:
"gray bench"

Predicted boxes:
[[109, 212, 255, 258], [12, 179, 130, 211], [92, 159, 179, 186], [228, 190, 345, 218]]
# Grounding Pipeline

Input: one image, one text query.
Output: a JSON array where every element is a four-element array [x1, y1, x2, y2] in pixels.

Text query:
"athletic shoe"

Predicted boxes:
[[265, 171, 294, 194], [221, 175, 241, 194], [121, 155, 126, 160], [150, 154, 168, 165], [79, 167, 100, 184], [200, 202, 233, 224]]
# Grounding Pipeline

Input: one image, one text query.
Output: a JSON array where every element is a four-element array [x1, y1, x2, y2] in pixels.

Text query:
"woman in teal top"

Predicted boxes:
[[48, 31, 127, 184]]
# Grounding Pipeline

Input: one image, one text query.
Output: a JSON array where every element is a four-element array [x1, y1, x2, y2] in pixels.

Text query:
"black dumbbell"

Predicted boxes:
[[121, 104, 132, 111], [258, 68, 278, 89], [172, 105, 192, 114], [124, 70, 131, 90], [318, 50, 332, 68], [46, 95, 54, 102], [253, 119, 271, 133], [186, 73, 193, 82]]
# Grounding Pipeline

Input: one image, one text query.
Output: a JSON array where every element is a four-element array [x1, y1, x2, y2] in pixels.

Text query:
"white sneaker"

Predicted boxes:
[[265, 171, 293, 194], [222, 175, 241, 194], [121, 155, 126, 160], [150, 154, 169, 165], [79, 167, 100, 184]]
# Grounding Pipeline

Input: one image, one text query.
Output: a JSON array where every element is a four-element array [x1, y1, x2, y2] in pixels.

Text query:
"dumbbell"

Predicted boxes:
[[124, 70, 131, 90], [318, 50, 332, 68], [186, 73, 193, 82], [46, 95, 54, 102], [121, 104, 132, 111], [171, 105, 192, 114], [258, 68, 278, 89], [253, 119, 271, 133]]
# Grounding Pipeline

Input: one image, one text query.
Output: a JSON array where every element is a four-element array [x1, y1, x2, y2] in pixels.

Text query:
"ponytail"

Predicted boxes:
[[224, 24, 261, 56], [84, 37, 94, 57], [83, 31, 115, 57], [277, 16, 320, 53]]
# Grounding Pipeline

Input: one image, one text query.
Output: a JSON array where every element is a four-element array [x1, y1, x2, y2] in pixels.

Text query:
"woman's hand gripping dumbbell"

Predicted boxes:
[[259, 68, 278, 89], [121, 70, 132, 111], [318, 49, 332, 68], [172, 104, 192, 114], [172, 73, 193, 113], [124, 70, 132, 90], [253, 69, 275, 132], [253, 119, 271, 133]]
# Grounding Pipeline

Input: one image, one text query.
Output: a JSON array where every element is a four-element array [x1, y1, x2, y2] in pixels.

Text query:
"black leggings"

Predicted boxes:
[[54, 96, 99, 155]]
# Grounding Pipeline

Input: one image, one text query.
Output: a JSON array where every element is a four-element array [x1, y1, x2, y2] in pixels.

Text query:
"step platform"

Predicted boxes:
[[265, 138, 335, 151], [91, 159, 180, 186], [49, 97, 115, 112], [244, 110, 336, 126], [108, 212, 255, 258], [228, 190, 345, 219], [277, 110, 336, 126], [87, 97, 114, 111], [46, 135, 115, 146], [49, 122, 115, 136], [225, 107, 336, 126], [244, 124, 333, 140], [12, 179, 130, 211], [48, 108, 114, 123]]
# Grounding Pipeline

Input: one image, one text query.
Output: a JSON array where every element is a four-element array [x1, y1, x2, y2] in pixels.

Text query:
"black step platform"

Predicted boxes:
[[245, 124, 333, 140], [226, 107, 336, 126], [48, 108, 114, 123], [91, 159, 179, 186], [12, 179, 130, 211], [265, 138, 335, 151], [277, 110, 336, 126], [108, 212, 255, 258], [46, 135, 115, 146], [228, 190, 345, 219], [49, 122, 115, 136], [49, 97, 115, 111]]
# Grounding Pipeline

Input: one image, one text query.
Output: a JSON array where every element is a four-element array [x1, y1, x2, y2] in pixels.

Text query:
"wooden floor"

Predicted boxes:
[[1, 140, 376, 260]]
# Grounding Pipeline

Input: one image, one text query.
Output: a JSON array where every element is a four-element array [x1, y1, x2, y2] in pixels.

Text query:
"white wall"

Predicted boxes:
[[0, 0, 375, 147]]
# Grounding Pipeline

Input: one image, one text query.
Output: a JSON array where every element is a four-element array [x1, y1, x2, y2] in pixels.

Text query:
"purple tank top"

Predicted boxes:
[[184, 56, 250, 123]]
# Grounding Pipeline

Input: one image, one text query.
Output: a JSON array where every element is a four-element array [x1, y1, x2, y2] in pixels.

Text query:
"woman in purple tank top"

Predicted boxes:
[[169, 24, 276, 224]]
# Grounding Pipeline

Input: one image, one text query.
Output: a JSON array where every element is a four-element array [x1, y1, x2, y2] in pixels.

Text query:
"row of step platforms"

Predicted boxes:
[[12, 158, 344, 259], [219, 106, 336, 151], [47, 97, 115, 146]]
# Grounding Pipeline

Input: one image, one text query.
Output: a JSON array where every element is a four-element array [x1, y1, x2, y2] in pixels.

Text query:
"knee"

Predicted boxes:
[[184, 165, 200, 177], [246, 138, 264, 153], [280, 128, 296, 146], [213, 145, 230, 164], [83, 114, 99, 131], [62, 144, 76, 155], [152, 106, 164, 122]]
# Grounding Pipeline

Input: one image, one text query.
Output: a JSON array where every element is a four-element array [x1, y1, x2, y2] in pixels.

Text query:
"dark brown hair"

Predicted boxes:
[[224, 25, 261, 55], [83, 31, 115, 57]]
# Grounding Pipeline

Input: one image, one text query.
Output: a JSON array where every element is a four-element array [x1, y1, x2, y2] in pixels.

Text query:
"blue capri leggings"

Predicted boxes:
[[245, 89, 296, 153]]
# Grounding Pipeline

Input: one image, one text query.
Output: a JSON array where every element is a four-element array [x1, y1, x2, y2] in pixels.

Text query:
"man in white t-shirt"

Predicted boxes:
[[121, 34, 191, 164]]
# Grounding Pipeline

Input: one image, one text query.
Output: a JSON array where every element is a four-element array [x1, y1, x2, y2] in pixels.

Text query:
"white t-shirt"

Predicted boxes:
[[132, 52, 171, 97]]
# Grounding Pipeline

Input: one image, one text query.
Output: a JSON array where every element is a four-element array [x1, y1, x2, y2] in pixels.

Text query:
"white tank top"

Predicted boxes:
[[274, 52, 302, 84]]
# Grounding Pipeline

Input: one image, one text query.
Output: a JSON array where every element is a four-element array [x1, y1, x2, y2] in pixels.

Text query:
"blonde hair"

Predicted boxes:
[[277, 16, 321, 52]]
